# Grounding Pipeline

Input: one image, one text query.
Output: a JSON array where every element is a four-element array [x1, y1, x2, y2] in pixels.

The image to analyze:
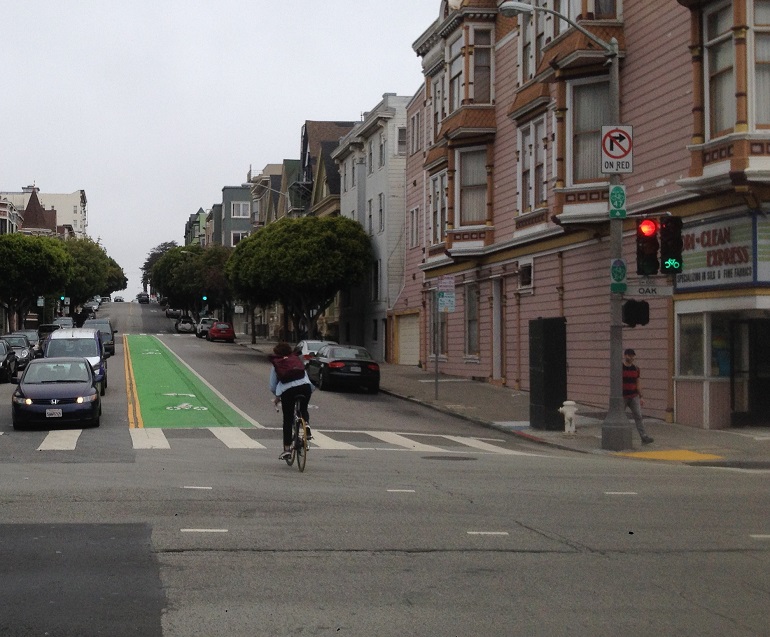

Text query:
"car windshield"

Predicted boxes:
[[25, 361, 91, 384], [47, 338, 99, 358], [0, 343, 8, 355], [214, 323, 230, 329], [328, 347, 371, 360], [4, 336, 27, 347]]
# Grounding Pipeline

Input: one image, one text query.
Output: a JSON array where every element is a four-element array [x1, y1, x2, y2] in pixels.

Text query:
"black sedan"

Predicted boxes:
[[2, 334, 34, 372], [12, 357, 102, 429], [0, 340, 18, 382], [306, 344, 380, 394]]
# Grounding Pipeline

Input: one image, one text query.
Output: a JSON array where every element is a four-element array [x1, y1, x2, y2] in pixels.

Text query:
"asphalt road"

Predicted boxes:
[[1, 301, 768, 636]]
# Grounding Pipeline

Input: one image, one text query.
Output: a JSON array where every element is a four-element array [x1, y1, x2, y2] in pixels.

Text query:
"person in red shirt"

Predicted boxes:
[[622, 348, 654, 444]]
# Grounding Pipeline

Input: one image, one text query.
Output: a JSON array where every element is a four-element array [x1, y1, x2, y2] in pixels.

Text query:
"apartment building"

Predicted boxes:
[[0, 186, 87, 237], [333, 93, 410, 360], [394, 0, 770, 429]]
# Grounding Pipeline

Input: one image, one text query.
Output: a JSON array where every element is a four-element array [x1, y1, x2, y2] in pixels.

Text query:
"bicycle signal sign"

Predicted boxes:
[[601, 125, 633, 174]]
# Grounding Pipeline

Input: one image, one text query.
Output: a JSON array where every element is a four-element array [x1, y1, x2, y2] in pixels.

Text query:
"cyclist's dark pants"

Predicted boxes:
[[280, 383, 312, 447]]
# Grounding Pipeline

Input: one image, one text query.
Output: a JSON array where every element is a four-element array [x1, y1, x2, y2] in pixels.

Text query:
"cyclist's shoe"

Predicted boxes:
[[305, 426, 313, 441], [279, 450, 291, 461]]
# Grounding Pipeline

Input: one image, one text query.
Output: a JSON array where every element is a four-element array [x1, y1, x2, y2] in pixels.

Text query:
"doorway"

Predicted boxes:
[[730, 319, 770, 425]]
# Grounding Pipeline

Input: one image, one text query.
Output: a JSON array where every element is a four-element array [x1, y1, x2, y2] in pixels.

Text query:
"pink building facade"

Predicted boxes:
[[390, 0, 770, 429]]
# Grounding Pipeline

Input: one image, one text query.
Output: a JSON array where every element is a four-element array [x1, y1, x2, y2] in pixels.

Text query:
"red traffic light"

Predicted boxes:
[[638, 219, 658, 237]]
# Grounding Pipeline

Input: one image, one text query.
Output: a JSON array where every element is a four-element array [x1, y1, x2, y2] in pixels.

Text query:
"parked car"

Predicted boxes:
[[306, 344, 380, 394], [2, 334, 34, 372], [11, 330, 40, 351], [294, 339, 338, 366], [100, 296, 111, 303], [206, 321, 235, 343], [43, 328, 109, 396], [114, 296, 124, 302], [82, 318, 118, 356], [137, 292, 150, 304], [165, 307, 182, 319], [195, 317, 216, 338], [53, 316, 75, 328], [0, 340, 19, 382], [11, 357, 101, 429], [175, 317, 196, 333]]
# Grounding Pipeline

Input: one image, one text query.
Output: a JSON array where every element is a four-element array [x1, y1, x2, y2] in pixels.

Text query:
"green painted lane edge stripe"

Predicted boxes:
[[126, 334, 255, 429]]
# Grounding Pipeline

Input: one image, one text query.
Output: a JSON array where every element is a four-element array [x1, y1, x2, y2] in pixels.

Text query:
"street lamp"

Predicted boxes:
[[499, 1, 631, 450]]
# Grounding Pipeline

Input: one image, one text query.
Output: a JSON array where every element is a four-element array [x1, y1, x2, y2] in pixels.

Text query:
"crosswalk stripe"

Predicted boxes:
[[309, 431, 359, 450], [130, 429, 171, 449], [441, 435, 538, 455], [37, 430, 82, 451], [368, 431, 446, 452], [208, 427, 266, 449]]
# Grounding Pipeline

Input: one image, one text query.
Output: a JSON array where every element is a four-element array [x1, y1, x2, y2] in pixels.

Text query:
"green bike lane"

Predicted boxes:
[[125, 334, 260, 429]]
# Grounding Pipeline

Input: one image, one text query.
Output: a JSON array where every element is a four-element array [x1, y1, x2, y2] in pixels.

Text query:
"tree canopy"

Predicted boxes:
[[227, 216, 372, 337], [141, 241, 178, 291], [0, 234, 73, 327]]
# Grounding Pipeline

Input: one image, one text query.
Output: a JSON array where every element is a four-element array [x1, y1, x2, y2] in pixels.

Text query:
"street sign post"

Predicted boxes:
[[609, 184, 626, 218], [601, 125, 633, 174]]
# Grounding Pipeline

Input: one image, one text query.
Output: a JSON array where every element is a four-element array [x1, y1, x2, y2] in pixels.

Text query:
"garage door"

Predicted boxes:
[[396, 314, 420, 366]]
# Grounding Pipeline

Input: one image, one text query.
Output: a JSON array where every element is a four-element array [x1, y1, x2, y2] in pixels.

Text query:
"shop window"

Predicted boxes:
[[710, 314, 731, 377], [678, 313, 704, 376]]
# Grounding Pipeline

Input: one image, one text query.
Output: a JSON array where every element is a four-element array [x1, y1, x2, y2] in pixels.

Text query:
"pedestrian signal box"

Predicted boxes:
[[622, 299, 650, 327]]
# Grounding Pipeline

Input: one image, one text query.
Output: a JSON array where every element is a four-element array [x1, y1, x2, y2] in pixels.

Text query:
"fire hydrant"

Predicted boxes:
[[558, 400, 578, 434]]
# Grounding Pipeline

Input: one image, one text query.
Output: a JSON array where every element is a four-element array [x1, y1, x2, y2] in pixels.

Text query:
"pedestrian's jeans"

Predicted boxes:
[[624, 396, 649, 440]]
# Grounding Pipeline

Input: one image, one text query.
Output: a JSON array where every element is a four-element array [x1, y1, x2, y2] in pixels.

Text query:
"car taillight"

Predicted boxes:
[[328, 361, 345, 369], [367, 363, 380, 371], [303, 354, 311, 360]]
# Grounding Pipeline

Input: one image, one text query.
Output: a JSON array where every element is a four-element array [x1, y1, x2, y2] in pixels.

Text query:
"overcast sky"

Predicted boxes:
[[2, 1, 439, 297]]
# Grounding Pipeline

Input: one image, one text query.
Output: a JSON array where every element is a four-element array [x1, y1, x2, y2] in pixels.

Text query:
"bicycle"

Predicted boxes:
[[283, 396, 309, 472]]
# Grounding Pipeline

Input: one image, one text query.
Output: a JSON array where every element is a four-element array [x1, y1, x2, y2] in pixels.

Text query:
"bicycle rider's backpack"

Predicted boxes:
[[269, 354, 306, 383]]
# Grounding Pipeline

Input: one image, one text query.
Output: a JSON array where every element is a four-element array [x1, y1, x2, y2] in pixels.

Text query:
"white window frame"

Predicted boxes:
[[367, 198, 373, 235], [448, 35, 464, 114], [231, 230, 249, 245], [398, 126, 407, 155], [430, 171, 448, 244], [753, 0, 770, 128], [410, 112, 422, 154], [704, 1, 736, 139], [567, 78, 609, 185], [455, 146, 487, 226], [518, 258, 534, 292], [472, 28, 493, 104], [379, 133, 386, 168], [518, 116, 548, 213], [231, 201, 250, 218], [432, 74, 445, 143], [378, 193, 385, 232], [409, 206, 420, 247]]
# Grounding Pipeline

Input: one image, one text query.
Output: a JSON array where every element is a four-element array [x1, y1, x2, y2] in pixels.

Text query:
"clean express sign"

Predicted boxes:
[[675, 216, 770, 290]]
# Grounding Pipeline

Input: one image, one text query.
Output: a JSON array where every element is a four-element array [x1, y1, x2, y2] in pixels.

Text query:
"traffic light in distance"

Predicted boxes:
[[202, 295, 208, 301], [636, 218, 659, 275], [59, 295, 65, 301], [622, 299, 650, 327], [659, 216, 683, 273]]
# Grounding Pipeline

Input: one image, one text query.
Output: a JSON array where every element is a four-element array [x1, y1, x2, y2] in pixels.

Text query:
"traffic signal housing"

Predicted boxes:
[[622, 299, 650, 327], [636, 218, 659, 275], [659, 216, 683, 273]]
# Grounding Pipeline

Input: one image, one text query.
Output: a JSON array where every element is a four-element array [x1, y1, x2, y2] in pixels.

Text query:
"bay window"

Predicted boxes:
[[519, 117, 547, 212], [458, 149, 487, 226], [572, 80, 609, 183], [430, 172, 447, 244], [705, 3, 735, 138], [756, 1, 770, 127]]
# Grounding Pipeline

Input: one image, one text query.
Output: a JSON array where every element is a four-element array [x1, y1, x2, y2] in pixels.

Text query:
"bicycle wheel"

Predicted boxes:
[[295, 417, 308, 472]]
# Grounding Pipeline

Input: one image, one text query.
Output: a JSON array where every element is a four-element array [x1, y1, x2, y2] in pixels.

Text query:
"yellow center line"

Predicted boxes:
[[123, 334, 143, 429]]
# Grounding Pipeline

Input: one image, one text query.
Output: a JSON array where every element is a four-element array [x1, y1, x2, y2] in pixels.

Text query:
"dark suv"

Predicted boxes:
[[137, 293, 150, 304]]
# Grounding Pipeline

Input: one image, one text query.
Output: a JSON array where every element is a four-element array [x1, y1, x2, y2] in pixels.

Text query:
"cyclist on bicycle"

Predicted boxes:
[[268, 342, 314, 461]]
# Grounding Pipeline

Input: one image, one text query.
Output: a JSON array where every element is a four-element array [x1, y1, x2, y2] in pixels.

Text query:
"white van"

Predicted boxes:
[[43, 328, 109, 396]]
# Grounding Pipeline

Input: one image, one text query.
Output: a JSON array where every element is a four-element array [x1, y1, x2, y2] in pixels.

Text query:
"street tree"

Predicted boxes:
[[63, 238, 114, 310], [227, 216, 372, 338], [142, 241, 178, 292], [103, 257, 128, 296], [152, 245, 233, 318], [0, 234, 72, 330]]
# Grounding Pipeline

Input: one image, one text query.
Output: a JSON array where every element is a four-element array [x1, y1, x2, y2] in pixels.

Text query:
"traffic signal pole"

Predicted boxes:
[[601, 38, 634, 451]]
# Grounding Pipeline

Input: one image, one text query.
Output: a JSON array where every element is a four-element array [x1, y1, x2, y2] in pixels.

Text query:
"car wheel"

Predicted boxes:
[[318, 369, 332, 391], [12, 418, 24, 431], [227, 339, 234, 344], [100, 380, 106, 396], [368, 384, 380, 395]]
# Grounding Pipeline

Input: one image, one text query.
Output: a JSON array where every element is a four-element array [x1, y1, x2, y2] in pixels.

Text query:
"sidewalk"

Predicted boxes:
[[242, 338, 769, 467]]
